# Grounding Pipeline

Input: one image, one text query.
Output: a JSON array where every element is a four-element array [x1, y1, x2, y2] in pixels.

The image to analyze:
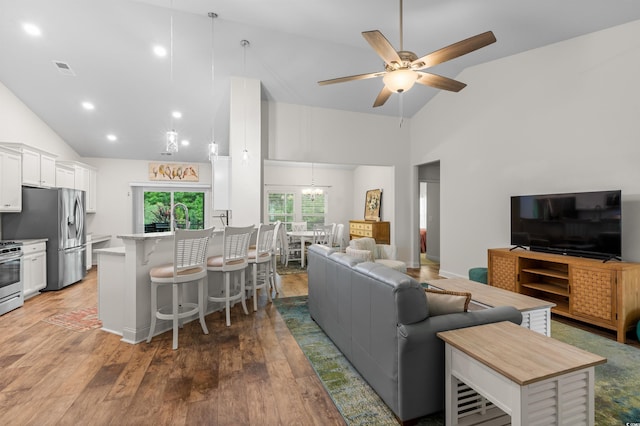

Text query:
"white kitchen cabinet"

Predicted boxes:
[[57, 161, 98, 212], [55, 164, 75, 189], [87, 167, 97, 213], [21, 147, 57, 187], [22, 241, 47, 299], [1, 143, 57, 188], [0, 146, 22, 212]]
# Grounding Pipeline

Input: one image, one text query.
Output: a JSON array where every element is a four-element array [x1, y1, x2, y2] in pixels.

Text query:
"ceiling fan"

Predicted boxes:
[[317, 0, 497, 107]]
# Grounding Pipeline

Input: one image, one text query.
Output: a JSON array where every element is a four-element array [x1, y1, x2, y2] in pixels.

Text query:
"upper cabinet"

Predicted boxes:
[[0, 146, 22, 212], [0, 143, 57, 188], [56, 161, 98, 213]]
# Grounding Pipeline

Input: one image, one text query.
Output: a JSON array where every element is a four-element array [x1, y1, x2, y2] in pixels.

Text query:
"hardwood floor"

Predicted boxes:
[[0, 264, 440, 425]]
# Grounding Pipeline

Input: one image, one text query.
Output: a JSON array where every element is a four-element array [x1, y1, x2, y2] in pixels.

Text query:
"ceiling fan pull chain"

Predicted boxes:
[[399, 0, 403, 51]]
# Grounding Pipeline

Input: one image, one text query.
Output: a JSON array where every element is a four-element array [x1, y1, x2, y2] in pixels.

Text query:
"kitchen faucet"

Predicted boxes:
[[172, 203, 190, 230]]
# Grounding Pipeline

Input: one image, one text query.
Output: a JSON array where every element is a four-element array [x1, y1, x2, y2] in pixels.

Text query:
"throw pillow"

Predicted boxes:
[[424, 288, 471, 316]]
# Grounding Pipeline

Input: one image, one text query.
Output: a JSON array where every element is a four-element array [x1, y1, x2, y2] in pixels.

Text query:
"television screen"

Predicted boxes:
[[511, 190, 621, 260]]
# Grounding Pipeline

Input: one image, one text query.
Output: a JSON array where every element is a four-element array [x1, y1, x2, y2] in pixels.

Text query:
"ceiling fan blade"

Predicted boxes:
[[362, 30, 402, 65], [412, 31, 497, 70], [373, 86, 393, 107], [318, 71, 385, 86], [416, 72, 466, 92]]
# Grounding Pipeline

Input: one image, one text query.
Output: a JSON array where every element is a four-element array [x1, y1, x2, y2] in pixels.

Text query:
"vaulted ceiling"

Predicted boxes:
[[2, 0, 640, 162]]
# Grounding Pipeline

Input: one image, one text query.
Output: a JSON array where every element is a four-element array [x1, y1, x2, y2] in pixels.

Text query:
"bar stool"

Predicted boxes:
[[147, 227, 214, 350], [207, 225, 254, 326], [246, 223, 275, 311]]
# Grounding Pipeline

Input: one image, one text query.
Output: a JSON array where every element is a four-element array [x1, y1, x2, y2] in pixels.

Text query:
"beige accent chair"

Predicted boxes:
[[346, 237, 407, 273]]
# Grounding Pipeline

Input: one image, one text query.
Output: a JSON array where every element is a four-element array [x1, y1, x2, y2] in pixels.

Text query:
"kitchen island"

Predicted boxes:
[[96, 230, 230, 344]]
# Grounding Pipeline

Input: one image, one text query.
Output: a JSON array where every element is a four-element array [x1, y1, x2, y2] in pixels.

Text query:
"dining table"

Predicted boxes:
[[287, 230, 316, 267]]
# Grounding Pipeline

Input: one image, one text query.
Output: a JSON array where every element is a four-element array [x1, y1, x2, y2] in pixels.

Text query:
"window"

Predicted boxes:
[[132, 183, 210, 234], [301, 193, 325, 229], [144, 191, 205, 232], [266, 189, 326, 230]]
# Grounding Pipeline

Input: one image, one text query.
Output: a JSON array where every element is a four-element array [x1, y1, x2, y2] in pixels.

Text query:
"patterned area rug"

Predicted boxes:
[[275, 260, 306, 275], [274, 296, 640, 426], [42, 306, 102, 332]]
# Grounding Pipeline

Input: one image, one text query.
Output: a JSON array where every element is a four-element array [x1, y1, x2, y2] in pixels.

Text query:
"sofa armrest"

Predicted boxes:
[[375, 244, 397, 260], [395, 306, 522, 420]]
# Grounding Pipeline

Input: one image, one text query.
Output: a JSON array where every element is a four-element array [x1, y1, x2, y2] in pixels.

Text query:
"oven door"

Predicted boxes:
[[0, 253, 24, 315]]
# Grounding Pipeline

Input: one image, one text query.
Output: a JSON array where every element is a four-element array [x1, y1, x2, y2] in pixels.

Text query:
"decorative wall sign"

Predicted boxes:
[[149, 163, 199, 181], [364, 188, 382, 221]]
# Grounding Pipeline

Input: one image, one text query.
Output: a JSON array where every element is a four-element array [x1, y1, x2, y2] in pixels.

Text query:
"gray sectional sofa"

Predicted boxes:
[[306, 244, 522, 424]]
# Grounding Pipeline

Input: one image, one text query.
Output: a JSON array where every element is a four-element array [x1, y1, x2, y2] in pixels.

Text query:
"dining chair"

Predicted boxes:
[[246, 223, 275, 311], [332, 223, 345, 250], [313, 224, 333, 246], [147, 227, 214, 350], [206, 225, 254, 327], [291, 221, 307, 232]]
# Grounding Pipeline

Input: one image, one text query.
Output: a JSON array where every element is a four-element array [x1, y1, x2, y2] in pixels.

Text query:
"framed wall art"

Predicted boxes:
[[149, 163, 199, 182], [364, 188, 382, 221]]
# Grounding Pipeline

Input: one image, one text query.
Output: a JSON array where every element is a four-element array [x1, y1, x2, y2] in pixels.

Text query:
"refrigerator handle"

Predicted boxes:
[[74, 194, 84, 241]]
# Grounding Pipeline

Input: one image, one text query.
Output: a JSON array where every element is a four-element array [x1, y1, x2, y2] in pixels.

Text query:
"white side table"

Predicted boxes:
[[438, 321, 606, 426]]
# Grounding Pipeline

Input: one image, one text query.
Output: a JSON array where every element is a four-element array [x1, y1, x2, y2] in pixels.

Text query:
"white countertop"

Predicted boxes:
[[117, 229, 224, 241], [89, 234, 111, 244], [95, 246, 125, 255], [15, 238, 48, 245]]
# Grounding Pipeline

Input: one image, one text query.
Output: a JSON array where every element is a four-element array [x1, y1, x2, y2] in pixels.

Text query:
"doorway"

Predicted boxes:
[[418, 161, 440, 265]]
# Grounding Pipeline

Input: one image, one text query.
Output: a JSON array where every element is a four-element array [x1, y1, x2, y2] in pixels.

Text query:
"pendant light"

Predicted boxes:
[[302, 163, 323, 201], [165, 1, 179, 154], [207, 12, 218, 161], [241, 39, 250, 166]]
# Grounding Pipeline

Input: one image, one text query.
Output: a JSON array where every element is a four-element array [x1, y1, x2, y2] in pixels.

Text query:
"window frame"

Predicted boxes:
[[265, 187, 328, 231]]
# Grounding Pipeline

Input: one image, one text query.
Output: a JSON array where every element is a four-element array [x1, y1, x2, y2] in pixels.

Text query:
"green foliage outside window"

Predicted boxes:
[[144, 191, 204, 232]]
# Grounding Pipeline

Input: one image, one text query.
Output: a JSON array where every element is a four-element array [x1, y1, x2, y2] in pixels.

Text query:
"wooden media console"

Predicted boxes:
[[488, 248, 640, 343]]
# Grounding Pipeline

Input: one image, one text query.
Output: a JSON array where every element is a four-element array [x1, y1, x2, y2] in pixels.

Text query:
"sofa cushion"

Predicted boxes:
[[424, 288, 471, 316], [375, 258, 407, 273], [345, 247, 375, 262]]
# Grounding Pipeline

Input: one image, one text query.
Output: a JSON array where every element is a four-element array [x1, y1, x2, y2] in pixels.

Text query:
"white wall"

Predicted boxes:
[[265, 102, 414, 264], [352, 165, 396, 240], [82, 157, 212, 245], [410, 19, 640, 277], [263, 162, 355, 227], [0, 81, 80, 161]]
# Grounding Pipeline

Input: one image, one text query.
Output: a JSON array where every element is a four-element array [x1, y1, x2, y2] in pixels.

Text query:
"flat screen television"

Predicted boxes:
[[510, 190, 621, 260]]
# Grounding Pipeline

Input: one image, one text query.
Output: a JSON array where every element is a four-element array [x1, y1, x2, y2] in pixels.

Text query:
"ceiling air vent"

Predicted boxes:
[[52, 60, 76, 76]]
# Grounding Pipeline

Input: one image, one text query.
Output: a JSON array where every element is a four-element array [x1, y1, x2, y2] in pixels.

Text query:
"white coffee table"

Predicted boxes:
[[438, 321, 606, 426], [427, 277, 556, 336]]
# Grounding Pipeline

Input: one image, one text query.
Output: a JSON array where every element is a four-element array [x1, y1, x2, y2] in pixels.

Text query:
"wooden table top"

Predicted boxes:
[[427, 278, 556, 312], [437, 321, 606, 385]]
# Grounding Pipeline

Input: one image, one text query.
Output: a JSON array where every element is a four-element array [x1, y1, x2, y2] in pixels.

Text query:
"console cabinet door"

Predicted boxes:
[[569, 265, 616, 327], [488, 251, 517, 292]]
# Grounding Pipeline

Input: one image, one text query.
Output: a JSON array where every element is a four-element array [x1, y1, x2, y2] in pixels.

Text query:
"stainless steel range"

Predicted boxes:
[[0, 241, 23, 316]]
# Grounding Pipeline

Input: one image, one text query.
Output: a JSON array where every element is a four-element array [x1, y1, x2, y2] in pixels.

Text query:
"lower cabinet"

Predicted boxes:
[[23, 241, 47, 299]]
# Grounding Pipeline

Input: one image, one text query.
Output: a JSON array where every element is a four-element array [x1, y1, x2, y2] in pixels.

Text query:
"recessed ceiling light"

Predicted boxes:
[[181, 140, 189, 146], [23, 23, 42, 37], [106, 134, 117, 142], [82, 101, 95, 110], [153, 45, 167, 57], [172, 111, 182, 119]]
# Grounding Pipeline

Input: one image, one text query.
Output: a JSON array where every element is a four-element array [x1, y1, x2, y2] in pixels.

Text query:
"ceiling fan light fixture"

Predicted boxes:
[[383, 69, 418, 93]]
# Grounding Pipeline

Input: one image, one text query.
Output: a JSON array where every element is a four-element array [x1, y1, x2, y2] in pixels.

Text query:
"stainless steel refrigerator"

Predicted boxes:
[[2, 187, 86, 290]]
